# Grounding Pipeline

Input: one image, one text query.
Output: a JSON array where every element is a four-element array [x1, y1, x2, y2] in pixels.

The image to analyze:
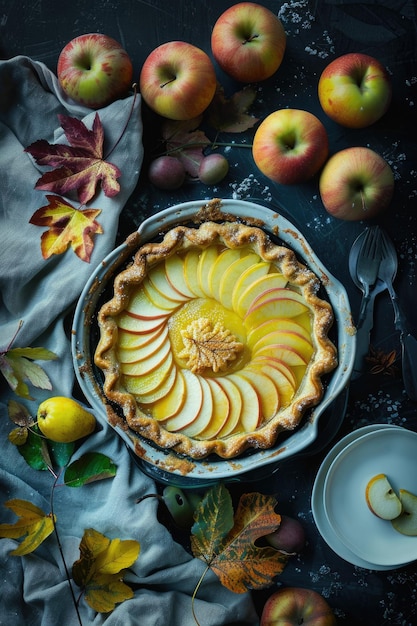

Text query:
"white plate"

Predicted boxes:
[[312, 424, 410, 570], [71, 198, 355, 485], [323, 427, 417, 567], [312, 425, 407, 570]]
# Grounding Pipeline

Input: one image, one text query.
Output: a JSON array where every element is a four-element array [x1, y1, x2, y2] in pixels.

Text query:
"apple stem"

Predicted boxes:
[[360, 189, 367, 212], [50, 471, 84, 626], [136, 493, 165, 504], [191, 564, 210, 626], [104, 83, 138, 161]]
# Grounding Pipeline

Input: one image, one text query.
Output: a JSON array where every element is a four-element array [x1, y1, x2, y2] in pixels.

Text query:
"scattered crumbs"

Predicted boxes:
[[277, 1, 334, 57], [278, 0, 315, 33], [228, 173, 273, 201], [346, 390, 406, 429], [309, 564, 343, 597]]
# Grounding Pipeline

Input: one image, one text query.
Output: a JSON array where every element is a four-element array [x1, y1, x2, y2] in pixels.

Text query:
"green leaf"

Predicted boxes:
[[191, 483, 234, 562], [64, 452, 117, 487], [49, 440, 75, 468], [16, 426, 50, 471], [1, 347, 57, 399]]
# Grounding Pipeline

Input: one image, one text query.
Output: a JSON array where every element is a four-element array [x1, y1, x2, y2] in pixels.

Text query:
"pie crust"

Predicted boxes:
[[94, 213, 337, 459]]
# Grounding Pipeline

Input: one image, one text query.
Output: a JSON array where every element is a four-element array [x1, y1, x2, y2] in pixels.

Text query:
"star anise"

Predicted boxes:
[[366, 345, 399, 376]]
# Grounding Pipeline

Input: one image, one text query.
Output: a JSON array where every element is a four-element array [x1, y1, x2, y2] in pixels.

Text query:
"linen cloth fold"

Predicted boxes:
[[0, 57, 258, 626]]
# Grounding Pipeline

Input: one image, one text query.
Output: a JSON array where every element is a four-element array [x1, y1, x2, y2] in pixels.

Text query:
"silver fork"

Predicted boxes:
[[355, 226, 382, 328], [378, 229, 417, 401]]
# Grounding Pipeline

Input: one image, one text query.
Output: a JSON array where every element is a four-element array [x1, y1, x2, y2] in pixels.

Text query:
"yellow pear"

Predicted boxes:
[[37, 396, 96, 443]]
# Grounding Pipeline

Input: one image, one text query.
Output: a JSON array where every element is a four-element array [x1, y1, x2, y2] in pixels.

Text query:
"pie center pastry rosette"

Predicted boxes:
[[94, 218, 337, 460]]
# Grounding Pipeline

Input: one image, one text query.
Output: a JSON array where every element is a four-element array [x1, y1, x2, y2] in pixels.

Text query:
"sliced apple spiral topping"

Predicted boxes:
[[95, 217, 337, 459], [178, 318, 243, 374]]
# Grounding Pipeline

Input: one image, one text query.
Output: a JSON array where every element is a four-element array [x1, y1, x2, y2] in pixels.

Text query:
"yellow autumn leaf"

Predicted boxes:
[[72, 528, 140, 613], [0, 499, 55, 556], [93, 537, 141, 575], [84, 573, 134, 613]]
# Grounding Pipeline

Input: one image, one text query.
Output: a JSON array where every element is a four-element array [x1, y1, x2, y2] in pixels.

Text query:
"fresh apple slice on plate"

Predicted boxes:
[[365, 473, 403, 520], [391, 489, 417, 536]]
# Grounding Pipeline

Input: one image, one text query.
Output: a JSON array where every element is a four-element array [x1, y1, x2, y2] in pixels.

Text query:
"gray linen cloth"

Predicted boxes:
[[0, 56, 257, 626]]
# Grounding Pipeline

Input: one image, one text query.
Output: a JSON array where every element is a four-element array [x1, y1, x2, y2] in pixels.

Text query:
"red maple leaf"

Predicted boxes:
[[25, 114, 121, 204]]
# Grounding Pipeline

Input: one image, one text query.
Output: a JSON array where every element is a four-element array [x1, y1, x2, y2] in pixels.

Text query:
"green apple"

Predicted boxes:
[[37, 397, 96, 442]]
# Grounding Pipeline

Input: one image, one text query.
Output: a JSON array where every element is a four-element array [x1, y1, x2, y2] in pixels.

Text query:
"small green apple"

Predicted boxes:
[[37, 396, 96, 443]]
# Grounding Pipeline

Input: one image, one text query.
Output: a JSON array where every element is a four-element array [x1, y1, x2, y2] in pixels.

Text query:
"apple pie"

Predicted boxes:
[[94, 217, 337, 459]]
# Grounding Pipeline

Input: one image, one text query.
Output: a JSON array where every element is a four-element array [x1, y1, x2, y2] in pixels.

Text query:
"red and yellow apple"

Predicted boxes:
[[57, 33, 133, 108], [252, 109, 329, 185], [319, 146, 394, 220], [139, 41, 217, 120], [260, 587, 337, 626], [211, 2, 286, 83], [318, 52, 392, 128]]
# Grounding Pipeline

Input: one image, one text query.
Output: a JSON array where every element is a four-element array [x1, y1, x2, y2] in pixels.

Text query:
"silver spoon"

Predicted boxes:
[[349, 229, 386, 378], [378, 230, 417, 401]]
